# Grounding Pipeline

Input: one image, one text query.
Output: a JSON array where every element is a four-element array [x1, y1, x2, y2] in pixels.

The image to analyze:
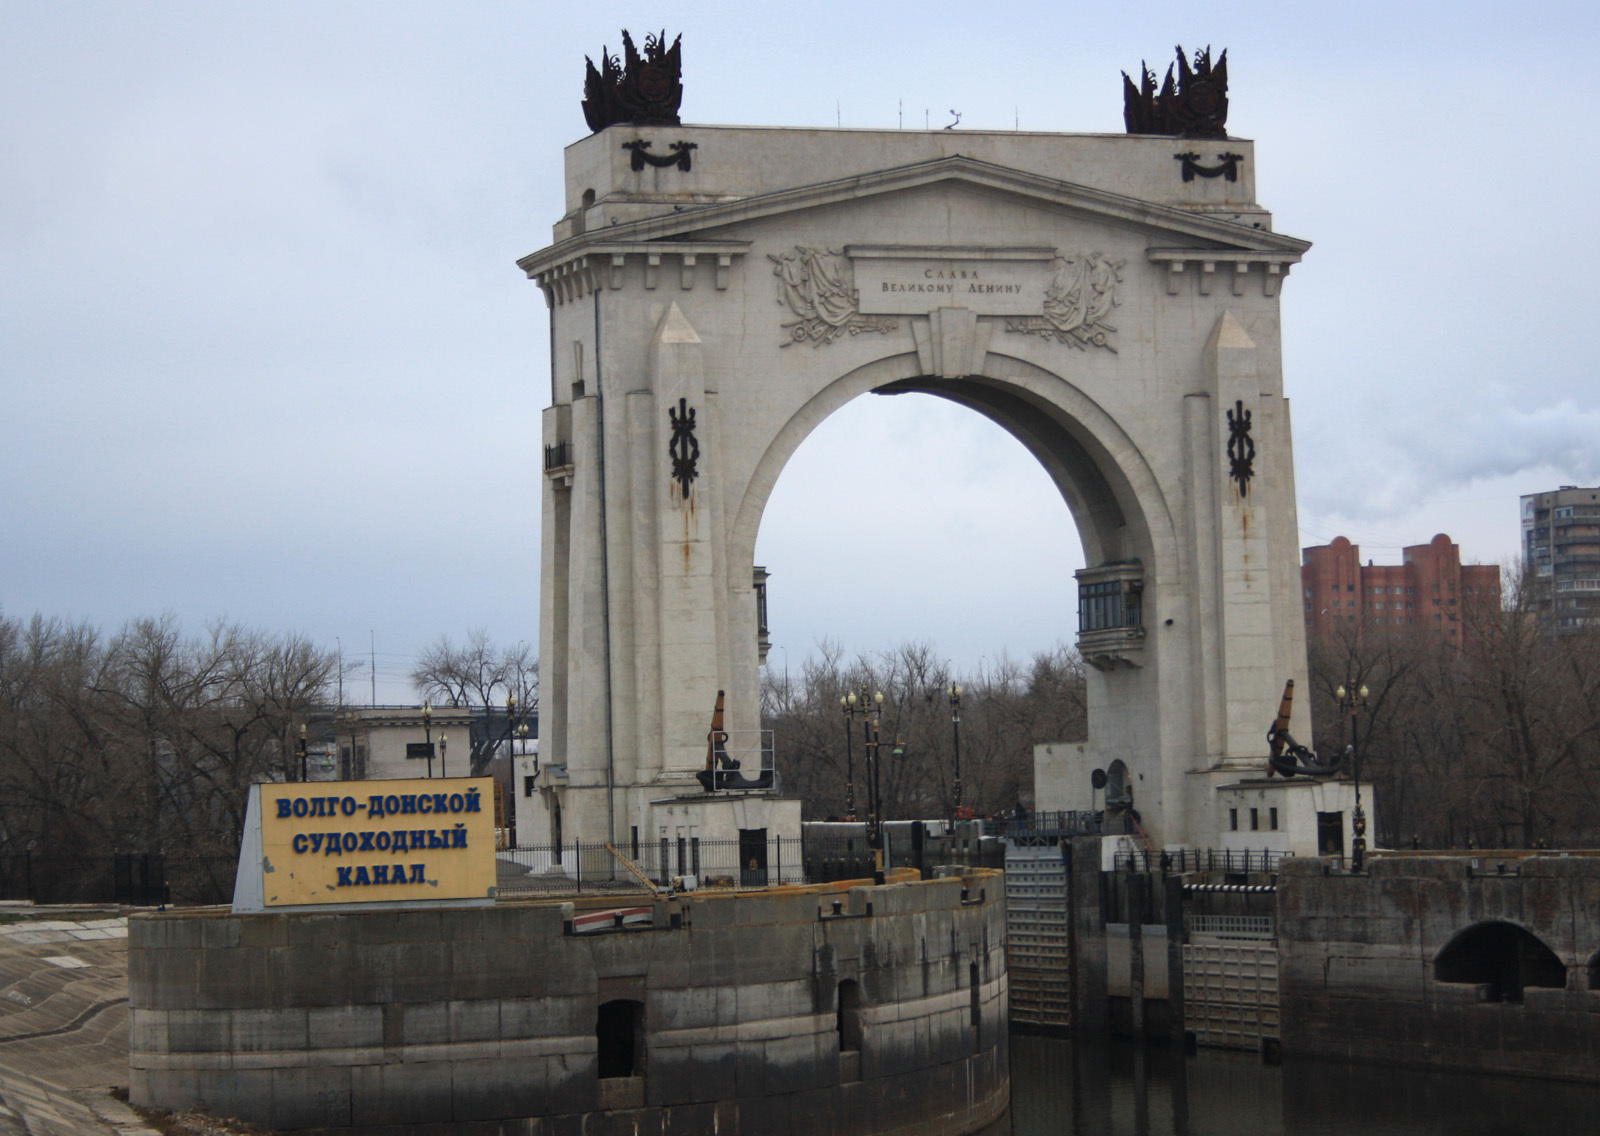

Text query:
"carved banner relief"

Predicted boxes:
[[769, 247, 897, 346], [770, 244, 1123, 352]]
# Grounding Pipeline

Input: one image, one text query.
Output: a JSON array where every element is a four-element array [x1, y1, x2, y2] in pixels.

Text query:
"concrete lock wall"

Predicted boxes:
[[128, 870, 1009, 1134], [1276, 854, 1600, 1083]]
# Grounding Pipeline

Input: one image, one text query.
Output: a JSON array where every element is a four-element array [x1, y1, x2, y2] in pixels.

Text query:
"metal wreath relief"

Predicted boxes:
[[1174, 152, 1244, 182], [621, 139, 697, 171], [668, 397, 700, 496], [1226, 399, 1255, 495]]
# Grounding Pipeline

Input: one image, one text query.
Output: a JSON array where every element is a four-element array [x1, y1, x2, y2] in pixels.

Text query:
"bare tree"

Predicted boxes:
[[410, 631, 539, 778], [761, 640, 1088, 821], [1306, 565, 1600, 849], [0, 610, 336, 863], [1451, 566, 1600, 847], [411, 629, 539, 714]]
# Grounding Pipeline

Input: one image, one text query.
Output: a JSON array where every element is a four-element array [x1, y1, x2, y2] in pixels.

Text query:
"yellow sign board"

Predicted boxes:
[[258, 777, 496, 906]]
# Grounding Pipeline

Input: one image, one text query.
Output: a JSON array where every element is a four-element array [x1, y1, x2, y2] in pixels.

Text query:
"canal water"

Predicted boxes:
[[1003, 1034, 1600, 1136]]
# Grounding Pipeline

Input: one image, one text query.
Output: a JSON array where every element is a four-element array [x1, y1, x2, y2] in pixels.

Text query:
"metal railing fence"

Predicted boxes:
[[1112, 847, 1292, 874], [0, 853, 237, 907]]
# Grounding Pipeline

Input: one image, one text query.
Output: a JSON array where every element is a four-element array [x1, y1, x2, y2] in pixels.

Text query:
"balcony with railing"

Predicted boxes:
[[543, 441, 574, 485], [1075, 562, 1146, 671]]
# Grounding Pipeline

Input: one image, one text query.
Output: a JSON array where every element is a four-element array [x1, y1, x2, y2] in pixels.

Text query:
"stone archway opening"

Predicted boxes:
[[1434, 922, 1566, 1002], [525, 122, 1314, 853], [749, 368, 1149, 824], [754, 390, 1086, 675]]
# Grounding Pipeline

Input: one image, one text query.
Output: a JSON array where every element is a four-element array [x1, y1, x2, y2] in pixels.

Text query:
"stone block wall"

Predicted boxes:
[[129, 871, 1009, 1134], [1276, 853, 1600, 1082]]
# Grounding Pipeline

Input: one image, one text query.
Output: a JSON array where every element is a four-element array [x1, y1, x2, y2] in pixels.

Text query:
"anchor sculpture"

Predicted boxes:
[[1266, 679, 1345, 778], [695, 690, 775, 792]]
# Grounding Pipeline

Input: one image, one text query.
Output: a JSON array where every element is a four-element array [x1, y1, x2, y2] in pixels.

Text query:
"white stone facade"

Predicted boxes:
[[519, 123, 1313, 850], [337, 706, 475, 782]]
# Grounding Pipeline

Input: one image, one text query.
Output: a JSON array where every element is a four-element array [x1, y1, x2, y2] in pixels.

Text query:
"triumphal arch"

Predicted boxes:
[[519, 43, 1313, 855]]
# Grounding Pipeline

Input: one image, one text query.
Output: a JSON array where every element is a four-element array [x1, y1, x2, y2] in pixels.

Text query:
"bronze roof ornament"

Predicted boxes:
[[1122, 45, 1229, 139], [582, 30, 683, 133]]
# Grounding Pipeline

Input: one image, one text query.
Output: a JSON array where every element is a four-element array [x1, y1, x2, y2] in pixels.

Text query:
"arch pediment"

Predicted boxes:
[[518, 154, 1309, 282]]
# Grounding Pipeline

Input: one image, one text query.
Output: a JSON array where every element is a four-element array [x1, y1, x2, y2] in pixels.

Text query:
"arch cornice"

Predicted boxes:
[[518, 154, 1310, 279]]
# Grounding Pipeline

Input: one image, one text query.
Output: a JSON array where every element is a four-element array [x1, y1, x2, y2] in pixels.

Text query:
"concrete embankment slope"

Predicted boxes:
[[0, 912, 163, 1135], [131, 870, 1009, 1134]]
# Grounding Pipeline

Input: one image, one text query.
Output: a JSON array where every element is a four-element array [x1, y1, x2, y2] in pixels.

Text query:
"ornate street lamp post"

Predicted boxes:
[[297, 723, 309, 783], [840, 687, 884, 842], [867, 690, 885, 852], [421, 702, 433, 778], [840, 692, 858, 820], [1335, 680, 1370, 871], [439, 732, 448, 778], [949, 682, 963, 820]]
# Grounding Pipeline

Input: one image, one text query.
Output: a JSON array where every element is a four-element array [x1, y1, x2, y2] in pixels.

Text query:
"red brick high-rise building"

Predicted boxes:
[[1302, 534, 1500, 645]]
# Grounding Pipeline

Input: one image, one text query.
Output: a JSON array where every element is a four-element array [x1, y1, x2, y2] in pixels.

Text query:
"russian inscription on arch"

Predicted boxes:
[[771, 245, 1123, 353]]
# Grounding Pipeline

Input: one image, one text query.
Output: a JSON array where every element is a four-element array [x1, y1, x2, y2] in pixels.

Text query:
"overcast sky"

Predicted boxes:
[[4, 2, 1598, 702]]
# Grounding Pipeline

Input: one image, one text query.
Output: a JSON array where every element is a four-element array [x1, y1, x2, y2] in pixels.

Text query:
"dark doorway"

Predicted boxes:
[[969, 960, 981, 1050], [739, 828, 768, 887], [837, 978, 862, 1083], [837, 980, 862, 1052], [1434, 922, 1567, 1003], [1316, 812, 1345, 856], [596, 999, 644, 1078]]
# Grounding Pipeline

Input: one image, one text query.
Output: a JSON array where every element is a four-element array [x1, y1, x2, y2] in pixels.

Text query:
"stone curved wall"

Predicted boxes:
[[129, 870, 1008, 1134]]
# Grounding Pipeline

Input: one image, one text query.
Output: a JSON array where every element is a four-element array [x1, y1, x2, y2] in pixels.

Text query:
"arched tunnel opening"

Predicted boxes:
[[1434, 921, 1567, 1003]]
